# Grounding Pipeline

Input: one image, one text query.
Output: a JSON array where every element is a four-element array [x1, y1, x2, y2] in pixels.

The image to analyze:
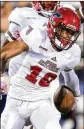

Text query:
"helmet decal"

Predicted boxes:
[[52, 12, 62, 18]]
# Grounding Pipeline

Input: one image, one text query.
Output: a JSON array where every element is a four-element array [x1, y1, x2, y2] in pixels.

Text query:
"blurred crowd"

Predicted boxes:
[[0, 1, 84, 129]]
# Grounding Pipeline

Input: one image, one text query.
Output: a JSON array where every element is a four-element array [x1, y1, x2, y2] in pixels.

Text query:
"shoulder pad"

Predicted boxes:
[[8, 7, 38, 26], [8, 8, 24, 26]]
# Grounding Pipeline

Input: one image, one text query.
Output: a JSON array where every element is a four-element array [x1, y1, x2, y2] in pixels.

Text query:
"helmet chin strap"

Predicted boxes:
[[55, 38, 62, 48], [50, 38, 63, 52]]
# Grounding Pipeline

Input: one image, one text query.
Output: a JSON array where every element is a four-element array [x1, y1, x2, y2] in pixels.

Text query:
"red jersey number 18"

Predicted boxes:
[[26, 66, 57, 87]]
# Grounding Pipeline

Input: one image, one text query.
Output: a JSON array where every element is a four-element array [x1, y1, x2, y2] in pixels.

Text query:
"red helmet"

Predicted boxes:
[[47, 7, 81, 51], [32, 1, 60, 15]]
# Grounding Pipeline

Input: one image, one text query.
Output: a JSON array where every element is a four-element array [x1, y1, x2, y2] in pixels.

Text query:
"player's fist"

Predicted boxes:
[[53, 86, 75, 114], [0, 76, 7, 95]]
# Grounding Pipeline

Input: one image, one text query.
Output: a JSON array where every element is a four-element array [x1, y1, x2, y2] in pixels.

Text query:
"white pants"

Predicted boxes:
[[1, 96, 61, 129]]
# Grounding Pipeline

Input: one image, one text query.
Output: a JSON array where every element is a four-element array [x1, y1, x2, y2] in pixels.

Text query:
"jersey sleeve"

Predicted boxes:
[[20, 25, 42, 50], [5, 22, 21, 41], [58, 45, 81, 71], [6, 7, 35, 42], [65, 54, 81, 70], [8, 7, 39, 27], [8, 8, 25, 26]]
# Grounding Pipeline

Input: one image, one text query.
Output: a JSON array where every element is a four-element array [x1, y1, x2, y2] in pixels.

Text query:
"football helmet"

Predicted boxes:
[[32, 1, 60, 17], [47, 7, 81, 51]]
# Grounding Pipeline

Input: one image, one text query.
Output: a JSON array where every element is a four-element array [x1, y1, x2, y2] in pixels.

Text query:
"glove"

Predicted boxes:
[[71, 97, 79, 111], [0, 76, 7, 95]]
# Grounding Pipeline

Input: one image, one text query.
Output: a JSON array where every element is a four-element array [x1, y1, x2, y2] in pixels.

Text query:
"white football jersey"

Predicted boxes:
[[6, 7, 48, 41], [6, 5, 79, 77], [6, 7, 48, 77], [8, 25, 81, 101]]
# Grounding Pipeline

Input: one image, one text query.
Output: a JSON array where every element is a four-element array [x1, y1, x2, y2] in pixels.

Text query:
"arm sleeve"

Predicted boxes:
[[20, 25, 34, 49], [5, 22, 21, 42], [60, 70, 80, 97], [8, 8, 24, 26], [60, 45, 81, 71]]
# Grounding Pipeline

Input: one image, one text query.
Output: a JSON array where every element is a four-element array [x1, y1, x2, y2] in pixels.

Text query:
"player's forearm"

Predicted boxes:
[[1, 46, 22, 60], [61, 70, 80, 97], [1, 40, 29, 60]]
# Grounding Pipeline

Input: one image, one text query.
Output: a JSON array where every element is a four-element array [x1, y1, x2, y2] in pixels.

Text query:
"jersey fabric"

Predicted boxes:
[[5, 7, 48, 77], [6, 7, 48, 41], [8, 25, 81, 101]]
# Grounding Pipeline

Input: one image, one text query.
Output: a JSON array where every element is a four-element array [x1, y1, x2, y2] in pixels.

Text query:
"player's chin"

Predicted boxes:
[[53, 86, 75, 114]]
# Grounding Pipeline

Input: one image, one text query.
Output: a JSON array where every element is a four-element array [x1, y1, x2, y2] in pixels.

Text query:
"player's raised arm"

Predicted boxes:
[[76, 1, 84, 23], [1, 39, 29, 60]]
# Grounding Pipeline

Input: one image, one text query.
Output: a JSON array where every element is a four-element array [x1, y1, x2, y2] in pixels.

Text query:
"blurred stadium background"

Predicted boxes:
[[0, 1, 84, 129]]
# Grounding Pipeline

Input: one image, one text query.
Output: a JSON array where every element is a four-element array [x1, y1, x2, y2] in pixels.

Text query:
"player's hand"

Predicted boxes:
[[71, 97, 79, 111], [0, 76, 7, 95]]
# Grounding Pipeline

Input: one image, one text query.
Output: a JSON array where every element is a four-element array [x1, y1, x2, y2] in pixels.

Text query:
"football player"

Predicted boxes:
[[0, 2, 61, 129], [1, 1, 59, 94], [1, 1, 83, 95], [1, 2, 83, 129], [1, 8, 81, 129], [1, 2, 82, 129], [1, 2, 61, 129], [1, 1, 83, 96]]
